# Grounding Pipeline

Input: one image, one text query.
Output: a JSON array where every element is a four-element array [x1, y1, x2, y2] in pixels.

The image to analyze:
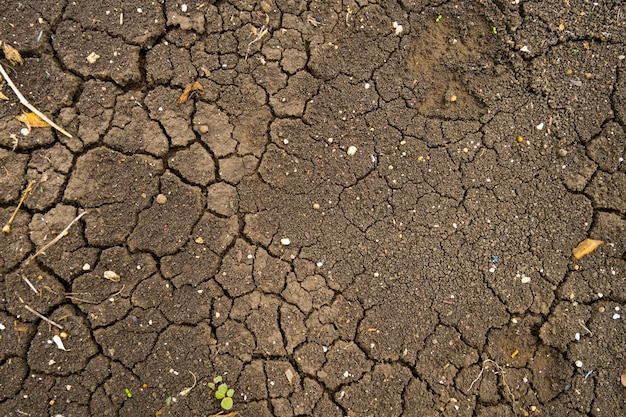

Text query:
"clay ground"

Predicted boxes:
[[0, 0, 625, 416]]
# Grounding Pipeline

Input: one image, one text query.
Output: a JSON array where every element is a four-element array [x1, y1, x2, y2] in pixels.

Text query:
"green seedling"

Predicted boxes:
[[125, 388, 132, 399], [492, 27, 497, 34], [208, 376, 235, 411], [436, 14, 442, 23]]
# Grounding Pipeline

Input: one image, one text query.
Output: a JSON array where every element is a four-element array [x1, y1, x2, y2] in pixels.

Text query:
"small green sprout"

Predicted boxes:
[[125, 388, 133, 399], [492, 27, 497, 35], [208, 376, 235, 411], [436, 14, 442, 23]]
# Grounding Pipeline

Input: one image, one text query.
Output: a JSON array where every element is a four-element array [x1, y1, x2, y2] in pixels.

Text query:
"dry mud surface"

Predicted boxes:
[[1, 1, 625, 416]]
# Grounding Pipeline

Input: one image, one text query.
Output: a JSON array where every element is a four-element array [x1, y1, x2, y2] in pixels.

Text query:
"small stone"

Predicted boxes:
[[558, 148, 568, 157], [312, 203, 320, 210], [156, 194, 167, 204], [347, 146, 357, 156], [181, 4, 188, 12], [449, 94, 457, 102], [199, 125, 209, 134], [195, 237, 204, 244], [280, 237, 291, 246], [86, 52, 100, 64], [521, 276, 531, 284], [82, 263, 91, 271], [516, 136, 524, 143], [103, 271, 121, 281], [575, 360, 583, 368]]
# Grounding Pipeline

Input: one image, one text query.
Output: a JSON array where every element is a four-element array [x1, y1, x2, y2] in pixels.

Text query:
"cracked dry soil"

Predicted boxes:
[[1, 0, 625, 416]]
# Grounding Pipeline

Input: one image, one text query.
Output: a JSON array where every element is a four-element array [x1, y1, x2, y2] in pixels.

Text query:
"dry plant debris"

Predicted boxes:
[[572, 238, 603, 259], [178, 81, 204, 104]]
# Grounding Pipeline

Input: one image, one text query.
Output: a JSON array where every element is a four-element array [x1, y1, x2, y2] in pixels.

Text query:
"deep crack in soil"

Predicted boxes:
[[1, 0, 625, 416]]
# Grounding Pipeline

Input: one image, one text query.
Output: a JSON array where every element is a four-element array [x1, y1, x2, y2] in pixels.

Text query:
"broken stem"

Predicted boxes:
[[25, 211, 87, 264], [21, 275, 39, 294], [23, 304, 63, 329], [3, 180, 33, 233], [0, 62, 72, 138]]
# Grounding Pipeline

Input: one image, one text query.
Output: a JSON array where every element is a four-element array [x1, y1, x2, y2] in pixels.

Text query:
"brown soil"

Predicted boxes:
[[1, 0, 625, 416]]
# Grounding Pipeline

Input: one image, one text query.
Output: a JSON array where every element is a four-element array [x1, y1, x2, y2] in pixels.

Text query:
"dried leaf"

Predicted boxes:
[[2, 42, 24, 66], [572, 238, 603, 259], [16, 110, 51, 131], [178, 81, 204, 104], [208, 413, 239, 417], [0, 90, 8, 100]]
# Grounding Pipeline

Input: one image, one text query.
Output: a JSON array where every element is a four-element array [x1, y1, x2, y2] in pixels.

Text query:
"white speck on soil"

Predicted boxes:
[[280, 237, 291, 245]]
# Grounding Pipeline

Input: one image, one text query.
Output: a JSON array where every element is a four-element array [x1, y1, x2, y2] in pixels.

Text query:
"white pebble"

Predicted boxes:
[[20, 127, 30, 136], [536, 122, 544, 130], [82, 263, 91, 271], [280, 238, 291, 246], [137, 7, 142, 13], [103, 270, 120, 281], [613, 313, 621, 320], [181, 4, 188, 12], [347, 146, 357, 156], [575, 360, 583, 368], [575, 333, 580, 341], [521, 276, 531, 284], [392, 21, 403, 35]]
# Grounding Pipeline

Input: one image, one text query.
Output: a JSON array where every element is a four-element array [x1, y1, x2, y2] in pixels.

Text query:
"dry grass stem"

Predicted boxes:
[[21, 275, 38, 294], [3, 180, 34, 233], [0, 62, 73, 138], [22, 303, 63, 329], [25, 211, 87, 264]]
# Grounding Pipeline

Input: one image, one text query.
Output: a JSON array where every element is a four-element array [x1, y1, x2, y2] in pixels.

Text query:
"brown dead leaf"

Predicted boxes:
[[209, 413, 239, 417], [16, 110, 51, 131], [572, 238, 603, 259], [2, 42, 24, 66], [178, 81, 204, 104]]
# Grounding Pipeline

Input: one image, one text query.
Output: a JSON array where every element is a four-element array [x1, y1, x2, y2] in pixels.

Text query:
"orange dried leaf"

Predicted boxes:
[[2, 42, 24, 66], [178, 81, 204, 104], [572, 238, 603, 259], [16, 111, 51, 130]]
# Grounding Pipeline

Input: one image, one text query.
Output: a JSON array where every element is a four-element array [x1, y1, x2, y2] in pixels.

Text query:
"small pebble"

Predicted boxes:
[[575, 360, 583, 368], [312, 203, 320, 210], [280, 238, 291, 246], [103, 271, 121, 281], [181, 4, 188, 12], [82, 263, 91, 271], [521, 276, 531, 284], [156, 194, 167, 204], [347, 146, 357, 156], [199, 125, 209, 134], [195, 237, 204, 244], [449, 94, 457, 102], [516, 136, 524, 143], [558, 148, 568, 157]]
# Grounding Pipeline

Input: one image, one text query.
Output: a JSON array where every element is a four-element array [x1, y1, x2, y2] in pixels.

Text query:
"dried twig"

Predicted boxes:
[[3, 180, 33, 233], [0, 62, 72, 138], [25, 211, 87, 264], [22, 303, 63, 329]]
